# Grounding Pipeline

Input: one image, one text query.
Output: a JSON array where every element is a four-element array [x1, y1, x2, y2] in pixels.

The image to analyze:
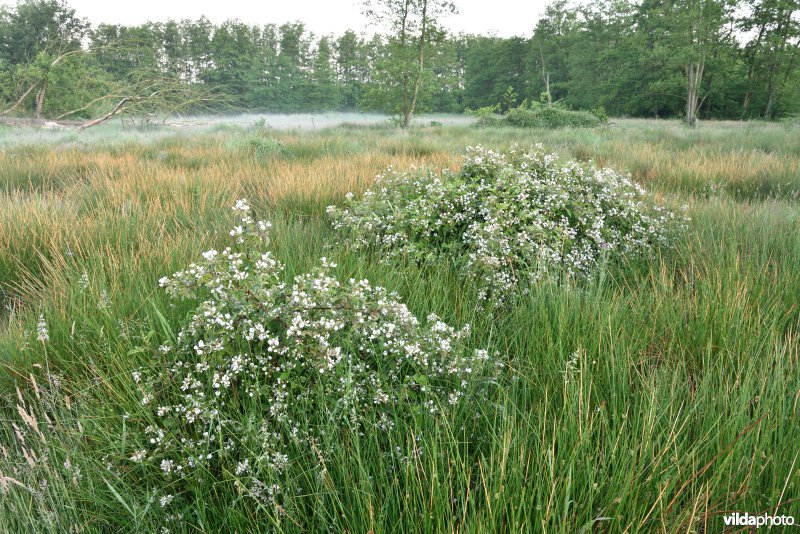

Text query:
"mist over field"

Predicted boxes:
[[0, 113, 476, 147]]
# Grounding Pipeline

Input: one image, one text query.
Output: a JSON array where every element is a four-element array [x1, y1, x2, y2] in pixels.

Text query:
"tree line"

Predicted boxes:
[[1, 0, 798, 125]]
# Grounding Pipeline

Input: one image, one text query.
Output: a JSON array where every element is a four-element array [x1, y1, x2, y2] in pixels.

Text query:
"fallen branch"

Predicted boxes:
[[76, 97, 131, 131], [56, 93, 122, 121]]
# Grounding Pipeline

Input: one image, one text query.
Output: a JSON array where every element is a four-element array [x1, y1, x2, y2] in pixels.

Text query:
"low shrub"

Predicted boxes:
[[590, 106, 609, 123], [502, 107, 603, 129], [233, 134, 288, 159], [125, 200, 500, 517], [329, 145, 683, 306], [466, 105, 501, 127]]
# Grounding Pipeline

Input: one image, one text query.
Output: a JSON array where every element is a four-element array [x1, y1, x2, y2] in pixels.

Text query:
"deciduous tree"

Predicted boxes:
[[362, 0, 457, 127]]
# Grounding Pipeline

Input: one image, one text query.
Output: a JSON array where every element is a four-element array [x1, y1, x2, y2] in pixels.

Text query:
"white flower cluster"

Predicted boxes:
[[329, 145, 683, 305], [36, 314, 49, 343], [132, 200, 499, 507]]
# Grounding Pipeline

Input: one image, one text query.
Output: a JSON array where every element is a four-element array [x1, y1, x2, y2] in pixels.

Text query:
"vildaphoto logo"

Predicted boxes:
[[723, 512, 796, 528]]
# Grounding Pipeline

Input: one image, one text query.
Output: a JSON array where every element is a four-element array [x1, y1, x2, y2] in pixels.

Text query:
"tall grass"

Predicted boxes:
[[1, 119, 799, 532]]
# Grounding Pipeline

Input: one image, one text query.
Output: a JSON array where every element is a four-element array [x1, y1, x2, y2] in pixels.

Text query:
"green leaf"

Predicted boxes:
[[411, 373, 429, 386]]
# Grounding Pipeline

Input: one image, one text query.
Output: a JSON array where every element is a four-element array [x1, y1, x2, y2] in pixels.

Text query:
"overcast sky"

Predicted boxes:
[[0, 0, 547, 37]]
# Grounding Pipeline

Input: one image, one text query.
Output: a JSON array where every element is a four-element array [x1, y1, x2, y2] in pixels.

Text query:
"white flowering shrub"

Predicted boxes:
[[129, 200, 499, 514], [329, 145, 683, 305]]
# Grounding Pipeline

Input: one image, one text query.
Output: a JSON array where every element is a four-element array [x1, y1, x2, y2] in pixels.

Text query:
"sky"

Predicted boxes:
[[0, 0, 547, 37]]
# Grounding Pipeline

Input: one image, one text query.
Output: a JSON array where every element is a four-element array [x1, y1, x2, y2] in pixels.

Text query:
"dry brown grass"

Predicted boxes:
[[593, 141, 800, 194], [0, 139, 461, 334]]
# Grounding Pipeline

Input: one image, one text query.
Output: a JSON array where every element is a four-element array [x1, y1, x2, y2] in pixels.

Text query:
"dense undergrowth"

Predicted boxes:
[[125, 200, 502, 524], [0, 119, 799, 532], [502, 106, 605, 128], [473, 105, 606, 129], [330, 144, 682, 305]]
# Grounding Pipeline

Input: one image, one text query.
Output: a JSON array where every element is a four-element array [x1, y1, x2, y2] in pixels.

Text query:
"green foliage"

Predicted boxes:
[[2, 0, 800, 120], [306, 36, 341, 111], [126, 200, 499, 521], [330, 145, 680, 305], [590, 105, 608, 123], [502, 106, 605, 128], [0, 0, 89, 65], [233, 133, 289, 160], [360, 0, 458, 126], [334, 30, 368, 109], [466, 104, 501, 126], [501, 85, 518, 113], [462, 36, 528, 111]]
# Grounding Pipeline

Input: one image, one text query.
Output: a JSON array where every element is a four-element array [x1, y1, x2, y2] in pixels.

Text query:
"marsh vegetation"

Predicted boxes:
[[1, 118, 799, 531]]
